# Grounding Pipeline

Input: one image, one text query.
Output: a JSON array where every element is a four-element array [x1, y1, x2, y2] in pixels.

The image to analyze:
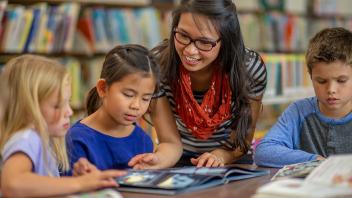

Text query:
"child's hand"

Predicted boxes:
[[316, 155, 326, 160], [73, 157, 99, 176], [190, 152, 225, 168], [128, 153, 160, 169], [76, 169, 127, 191]]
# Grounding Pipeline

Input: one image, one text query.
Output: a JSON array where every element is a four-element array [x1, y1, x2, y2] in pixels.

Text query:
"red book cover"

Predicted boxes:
[[77, 8, 95, 50]]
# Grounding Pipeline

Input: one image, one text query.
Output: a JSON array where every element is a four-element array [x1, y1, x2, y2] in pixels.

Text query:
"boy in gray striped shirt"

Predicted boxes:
[[254, 27, 352, 168]]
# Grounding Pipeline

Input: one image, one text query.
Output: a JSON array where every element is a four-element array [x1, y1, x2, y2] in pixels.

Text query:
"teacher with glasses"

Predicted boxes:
[[128, 0, 267, 169]]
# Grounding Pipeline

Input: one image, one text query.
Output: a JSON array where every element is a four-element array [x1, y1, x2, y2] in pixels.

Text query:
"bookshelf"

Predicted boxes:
[[0, 1, 174, 53], [236, 0, 352, 106], [260, 53, 314, 105], [9, 0, 151, 7], [0, 0, 175, 125]]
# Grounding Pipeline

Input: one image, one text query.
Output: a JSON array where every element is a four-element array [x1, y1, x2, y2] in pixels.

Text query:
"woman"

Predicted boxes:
[[129, 0, 267, 168]]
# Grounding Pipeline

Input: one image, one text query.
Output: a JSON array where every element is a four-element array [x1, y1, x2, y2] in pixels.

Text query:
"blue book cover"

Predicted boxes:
[[24, 7, 40, 52], [111, 9, 130, 45], [91, 8, 108, 52], [105, 9, 119, 46]]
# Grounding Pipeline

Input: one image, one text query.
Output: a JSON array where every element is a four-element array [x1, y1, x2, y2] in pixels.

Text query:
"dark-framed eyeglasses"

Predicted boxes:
[[173, 30, 221, 52]]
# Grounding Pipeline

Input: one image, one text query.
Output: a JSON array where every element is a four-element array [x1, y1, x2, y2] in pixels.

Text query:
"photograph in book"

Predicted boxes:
[[271, 159, 324, 181], [115, 166, 270, 195]]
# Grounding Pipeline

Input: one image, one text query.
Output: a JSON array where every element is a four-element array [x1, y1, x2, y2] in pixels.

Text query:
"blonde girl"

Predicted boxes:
[[0, 55, 125, 197]]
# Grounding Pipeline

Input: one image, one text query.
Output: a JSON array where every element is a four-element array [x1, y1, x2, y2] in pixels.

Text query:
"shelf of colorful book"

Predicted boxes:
[[2, 0, 350, 59], [239, 12, 352, 53], [8, 0, 177, 9], [237, 0, 352, 53], [0, 52, 107, 58], [8, 0, 151, 7], [0, 1, 172, 55], [260, 53, 314, 105], [263, 91, 314, 105], [236, 0, 352, 16]]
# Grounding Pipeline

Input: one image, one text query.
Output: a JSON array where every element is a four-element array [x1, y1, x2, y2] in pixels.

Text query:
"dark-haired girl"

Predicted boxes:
[[66, 44, 161, 172]]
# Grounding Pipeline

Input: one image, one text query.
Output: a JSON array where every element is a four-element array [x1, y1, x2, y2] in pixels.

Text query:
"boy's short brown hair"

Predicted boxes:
[[306, 27, 352, 76]]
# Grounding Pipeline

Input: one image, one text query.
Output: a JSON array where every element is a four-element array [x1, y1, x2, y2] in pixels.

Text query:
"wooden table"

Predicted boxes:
[[120, 164, 277, 198]]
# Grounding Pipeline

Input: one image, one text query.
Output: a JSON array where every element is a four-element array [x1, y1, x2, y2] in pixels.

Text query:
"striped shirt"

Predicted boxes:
[[254, 97, 352, 168], [157, 48, 267, 155]]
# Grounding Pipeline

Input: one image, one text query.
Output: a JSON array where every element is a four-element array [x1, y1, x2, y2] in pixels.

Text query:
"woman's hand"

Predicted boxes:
[[190, 152, 225, 168], [72, 157, 99, 176], [128, 153, 160, 169]]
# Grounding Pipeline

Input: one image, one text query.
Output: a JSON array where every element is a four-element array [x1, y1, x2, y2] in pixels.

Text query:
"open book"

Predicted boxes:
[[115, 166, 269, 195], [253, 155, 352, 198], [271, 159, 324, 181]]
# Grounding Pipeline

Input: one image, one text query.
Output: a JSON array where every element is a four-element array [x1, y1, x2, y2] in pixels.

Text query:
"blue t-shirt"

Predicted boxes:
[[1, 129, 59, 176], [254, 97, 352, 168], [65, 121, 153, 174]]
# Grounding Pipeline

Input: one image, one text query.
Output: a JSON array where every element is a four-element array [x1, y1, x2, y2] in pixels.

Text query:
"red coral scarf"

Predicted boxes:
[[174, 65, 232, 140]]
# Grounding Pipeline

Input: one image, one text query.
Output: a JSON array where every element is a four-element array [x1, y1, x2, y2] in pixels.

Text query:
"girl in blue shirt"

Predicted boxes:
[[66, 44, 161, 173]]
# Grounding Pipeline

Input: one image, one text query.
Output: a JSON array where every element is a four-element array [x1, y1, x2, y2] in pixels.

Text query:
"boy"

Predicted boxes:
[[254, 27, 352, 168]]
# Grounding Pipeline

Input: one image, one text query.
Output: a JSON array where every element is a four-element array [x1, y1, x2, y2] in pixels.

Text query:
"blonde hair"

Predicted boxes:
[[0, 55, 71, 172], [0, 72, 9, 121]]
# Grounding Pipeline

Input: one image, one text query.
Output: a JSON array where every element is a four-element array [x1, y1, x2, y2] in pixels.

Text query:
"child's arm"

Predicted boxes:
[[1, 152, 126, 197], [254, 101, 319, 168], [128, 96, 183, 169]]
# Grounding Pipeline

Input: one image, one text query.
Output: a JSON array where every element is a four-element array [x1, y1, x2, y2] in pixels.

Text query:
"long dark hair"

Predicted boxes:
[[86, 44, 161, 115], [152, 0, 252, 153]]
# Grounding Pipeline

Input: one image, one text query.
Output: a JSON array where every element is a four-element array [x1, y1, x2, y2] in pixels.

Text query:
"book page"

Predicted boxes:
[[116, 167, 268, 195], [255, 178, 352, 198], [116, 170, 212, 190], [169, 166, 228, 175], [255, 155, 352, 198], [305, 155, 352, 188], [116, 166, 268, 190], [271, 160, 323, 181]]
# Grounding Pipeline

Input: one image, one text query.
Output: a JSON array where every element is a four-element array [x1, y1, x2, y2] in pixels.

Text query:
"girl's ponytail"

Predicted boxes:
[[86, 87, 101, 115]]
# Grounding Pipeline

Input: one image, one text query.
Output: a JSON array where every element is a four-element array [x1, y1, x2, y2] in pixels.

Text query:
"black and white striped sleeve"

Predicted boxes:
[[152, 79, 167, 98], [244, 48, 267, 97]]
